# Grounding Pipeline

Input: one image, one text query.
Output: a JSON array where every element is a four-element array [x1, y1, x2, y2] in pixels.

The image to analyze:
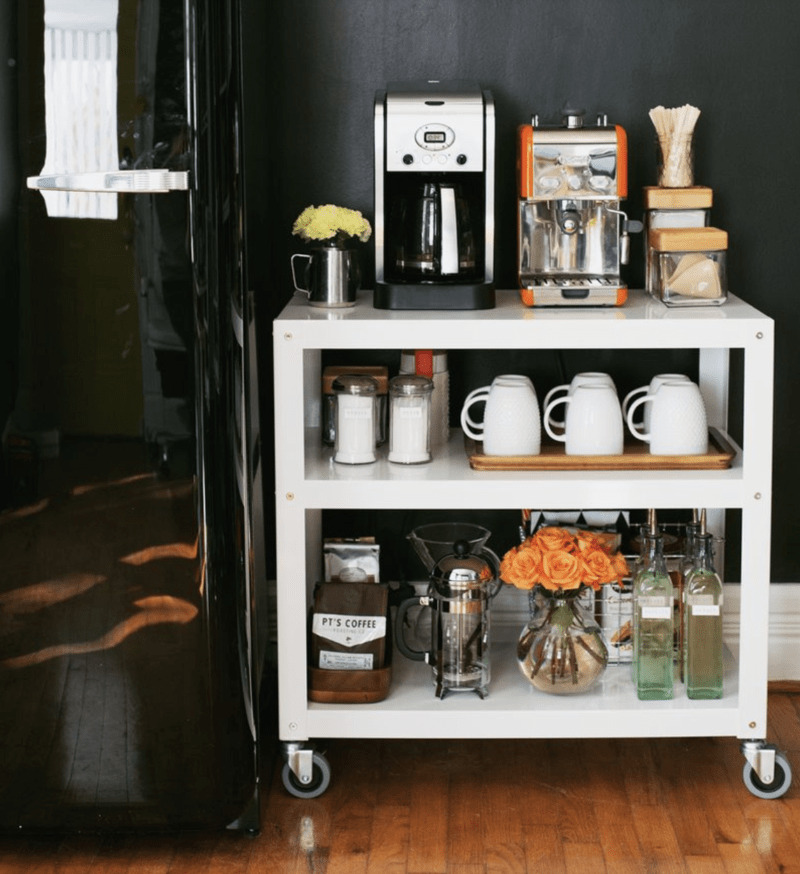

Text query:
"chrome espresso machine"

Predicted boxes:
[[517, 108, 639, 306], [374, 81, 495, 310]]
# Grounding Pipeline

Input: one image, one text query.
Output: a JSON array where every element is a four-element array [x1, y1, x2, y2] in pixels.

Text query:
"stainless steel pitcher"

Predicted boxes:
[[291, 245, 360, 307]]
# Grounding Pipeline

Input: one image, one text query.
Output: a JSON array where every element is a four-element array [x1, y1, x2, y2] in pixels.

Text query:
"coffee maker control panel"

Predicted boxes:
[[383, 87, 486, 173]]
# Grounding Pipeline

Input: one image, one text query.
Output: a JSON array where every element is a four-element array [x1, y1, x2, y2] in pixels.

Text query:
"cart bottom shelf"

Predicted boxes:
[[300, 639, 742, 740]]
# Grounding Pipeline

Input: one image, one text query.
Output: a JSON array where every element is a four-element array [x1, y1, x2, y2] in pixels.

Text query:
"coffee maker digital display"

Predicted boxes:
[[374, 81, 495, 310]]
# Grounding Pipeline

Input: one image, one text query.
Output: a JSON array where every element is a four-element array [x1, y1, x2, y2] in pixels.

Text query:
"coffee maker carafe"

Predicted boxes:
[[374, 81, 495, 310], [517, 108, 640, 306]]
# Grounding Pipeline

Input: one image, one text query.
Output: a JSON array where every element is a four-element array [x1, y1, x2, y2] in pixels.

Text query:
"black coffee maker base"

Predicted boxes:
[[373, 282, 495, 310]]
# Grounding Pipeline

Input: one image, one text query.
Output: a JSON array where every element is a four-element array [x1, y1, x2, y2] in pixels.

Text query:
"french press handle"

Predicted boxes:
[[395, 596, 430, 662]]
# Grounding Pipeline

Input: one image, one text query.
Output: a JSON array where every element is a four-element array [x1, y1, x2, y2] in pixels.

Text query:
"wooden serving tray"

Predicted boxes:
[[466, 427, 736, 471]]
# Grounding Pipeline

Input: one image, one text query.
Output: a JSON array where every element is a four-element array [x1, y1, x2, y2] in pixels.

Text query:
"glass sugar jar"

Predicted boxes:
[[388, 375, 433, 464], [399, 350, 449, 449], [322, 365, 388, 446], [332, 374, 378, 464]]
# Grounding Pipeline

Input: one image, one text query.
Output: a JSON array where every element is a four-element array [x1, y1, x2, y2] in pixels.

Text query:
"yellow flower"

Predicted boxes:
[[292, 204, 372, 244]]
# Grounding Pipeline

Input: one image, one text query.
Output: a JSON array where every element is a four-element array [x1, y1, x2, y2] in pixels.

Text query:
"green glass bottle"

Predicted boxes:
[[685, 520, 723, 700], [677, 510, 701, 680], [633, 510, 674, 700]]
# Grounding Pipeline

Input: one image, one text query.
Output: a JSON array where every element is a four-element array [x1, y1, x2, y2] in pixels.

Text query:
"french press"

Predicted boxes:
[[396, 538, 500, 699]]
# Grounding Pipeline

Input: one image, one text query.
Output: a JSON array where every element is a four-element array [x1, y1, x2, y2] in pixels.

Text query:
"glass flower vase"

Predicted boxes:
[[517, 589, 608, 694]]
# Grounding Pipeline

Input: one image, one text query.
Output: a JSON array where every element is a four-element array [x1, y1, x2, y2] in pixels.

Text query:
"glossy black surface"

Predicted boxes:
[[0, 0, 263, 832]]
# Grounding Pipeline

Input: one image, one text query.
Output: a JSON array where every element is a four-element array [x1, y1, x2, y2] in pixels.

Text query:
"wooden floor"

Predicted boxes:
[[1, 691, 800, 873]]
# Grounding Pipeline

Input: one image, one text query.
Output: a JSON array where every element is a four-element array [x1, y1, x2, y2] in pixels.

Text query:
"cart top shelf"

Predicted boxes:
[[274, 289, 773, 351]]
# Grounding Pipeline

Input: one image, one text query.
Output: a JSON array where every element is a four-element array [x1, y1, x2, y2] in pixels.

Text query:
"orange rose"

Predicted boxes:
[[535, 527, 575, 553], [540, 548, 583, 591], [499, 547, 519, 585], [580, 549, 614, 589], [611, 551, 629, 582], [502, 544, 544, 590]]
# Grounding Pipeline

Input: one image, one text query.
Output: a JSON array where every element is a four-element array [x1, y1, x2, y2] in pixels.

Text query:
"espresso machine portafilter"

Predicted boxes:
[[517, 108, 641, 306]]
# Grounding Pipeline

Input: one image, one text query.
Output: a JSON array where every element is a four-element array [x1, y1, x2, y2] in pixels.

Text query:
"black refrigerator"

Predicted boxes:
[[0, 0, 268, 831]]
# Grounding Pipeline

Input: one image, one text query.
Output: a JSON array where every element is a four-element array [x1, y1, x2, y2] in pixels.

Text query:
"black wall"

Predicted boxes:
[[258, 1, 800, 580]]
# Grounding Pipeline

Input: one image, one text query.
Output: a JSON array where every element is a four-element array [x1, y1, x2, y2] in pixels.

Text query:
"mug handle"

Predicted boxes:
[[543, 396, 569, 442], [542, 384, 569, 429], [290, 253, 312, 296], [460, 391, 490, 439], [625, 394, 653, 442], [622, 385, 647, 420]]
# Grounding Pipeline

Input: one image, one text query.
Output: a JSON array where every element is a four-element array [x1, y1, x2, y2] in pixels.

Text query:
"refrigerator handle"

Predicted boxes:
[[26, 169, 190, 193]]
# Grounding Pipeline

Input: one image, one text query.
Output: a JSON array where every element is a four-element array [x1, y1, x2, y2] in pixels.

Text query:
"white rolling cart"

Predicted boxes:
[[273, 288, 789, 799]]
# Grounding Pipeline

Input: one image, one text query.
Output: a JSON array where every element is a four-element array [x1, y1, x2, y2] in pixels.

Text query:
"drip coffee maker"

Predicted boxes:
[[396, 523, 500, 699], [374, 81, 495, 310], [517, 108, 641, 306]]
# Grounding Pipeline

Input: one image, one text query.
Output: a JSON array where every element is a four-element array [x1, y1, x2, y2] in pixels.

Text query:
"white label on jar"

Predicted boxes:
[[398, 407, 423, 419], [319, 651, 374, 670], [312, 613, 387, 647], [344, 407, 372, 419]]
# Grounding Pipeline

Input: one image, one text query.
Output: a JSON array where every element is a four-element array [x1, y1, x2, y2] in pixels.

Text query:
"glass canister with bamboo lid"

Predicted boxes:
[[643, 186, 713, 289], [648, 226, 728, 307]]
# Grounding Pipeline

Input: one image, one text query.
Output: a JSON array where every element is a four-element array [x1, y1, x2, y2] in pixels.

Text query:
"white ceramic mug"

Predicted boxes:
[[623, 373, 691, 434], [543, 383, 624, 455], [460, 375, 541, 456], [462, 375, 537, 428], [543, 372, 616, 431], [626, 380, 708, 455]]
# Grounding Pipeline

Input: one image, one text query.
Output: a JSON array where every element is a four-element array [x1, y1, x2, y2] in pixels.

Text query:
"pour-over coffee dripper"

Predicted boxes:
[[407, 522, 497, 573]]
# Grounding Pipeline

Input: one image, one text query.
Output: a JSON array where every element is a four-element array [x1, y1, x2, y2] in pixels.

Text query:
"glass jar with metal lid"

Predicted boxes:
[[388, 374, 434, 464], [332, 374, 378, 464]]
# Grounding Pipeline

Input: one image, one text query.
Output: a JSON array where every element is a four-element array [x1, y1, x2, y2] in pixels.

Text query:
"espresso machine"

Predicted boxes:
[[517, 108, 639, 306], [374, 81, 495, 309]]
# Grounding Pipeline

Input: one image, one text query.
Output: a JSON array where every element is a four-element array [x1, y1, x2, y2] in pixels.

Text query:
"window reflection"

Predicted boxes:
[[41, 0, 119, 219]]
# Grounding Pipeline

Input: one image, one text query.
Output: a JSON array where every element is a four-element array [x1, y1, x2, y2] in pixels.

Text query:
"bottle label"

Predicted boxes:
[[690, 604, 721, 616], [641, 606, 672, 620]]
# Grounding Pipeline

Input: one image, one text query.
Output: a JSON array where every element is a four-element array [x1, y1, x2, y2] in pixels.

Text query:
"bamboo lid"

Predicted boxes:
[[323, 365, 388, 394], [649, 226, 728, 252], [643, 186, 713, 210]]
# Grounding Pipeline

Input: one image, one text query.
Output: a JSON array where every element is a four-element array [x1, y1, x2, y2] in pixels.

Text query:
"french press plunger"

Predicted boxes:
[[396, 538, 500, 699]]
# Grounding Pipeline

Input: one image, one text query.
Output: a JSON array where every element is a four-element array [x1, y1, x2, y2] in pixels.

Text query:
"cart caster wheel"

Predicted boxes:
[[281, 752, 331, 799], [743, 752, 792, 799]]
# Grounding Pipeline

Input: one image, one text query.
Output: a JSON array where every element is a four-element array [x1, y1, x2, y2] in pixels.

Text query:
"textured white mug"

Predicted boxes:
[[460, 375, 541, 456], [626, 380, 708, 455], [543, 383, 624, 455], [543, 372, 616, 431], [623, 373, 691, 434]]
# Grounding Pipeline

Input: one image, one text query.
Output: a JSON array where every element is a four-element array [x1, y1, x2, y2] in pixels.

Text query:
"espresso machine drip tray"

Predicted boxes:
[[521, 277, 627, 307]]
